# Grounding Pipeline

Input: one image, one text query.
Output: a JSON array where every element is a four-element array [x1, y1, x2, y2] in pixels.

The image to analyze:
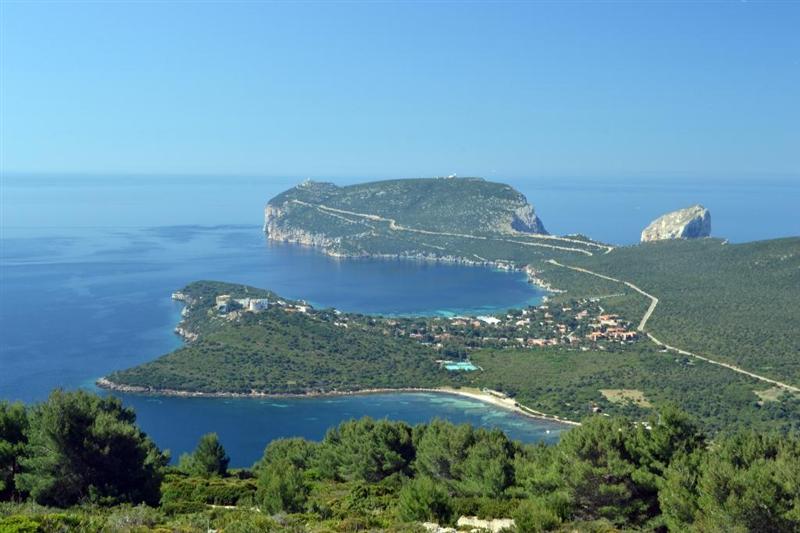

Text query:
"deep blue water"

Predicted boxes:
[[4, 175, 798, 244], [117, 392, 566, 467], [0, 225, 542, 401], [2, 175, 797, 465], [0, 220, 549, 465]]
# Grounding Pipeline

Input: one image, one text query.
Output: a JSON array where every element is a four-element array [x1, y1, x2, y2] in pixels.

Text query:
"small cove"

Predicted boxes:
[[1, 223, 557, 465], [9, 175, 794, 464]]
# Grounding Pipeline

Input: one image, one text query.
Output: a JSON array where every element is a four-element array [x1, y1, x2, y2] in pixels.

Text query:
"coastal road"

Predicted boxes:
[[546, 259, 659, 331], [291, 200, 614, 256], [545, 259, 800, 394]]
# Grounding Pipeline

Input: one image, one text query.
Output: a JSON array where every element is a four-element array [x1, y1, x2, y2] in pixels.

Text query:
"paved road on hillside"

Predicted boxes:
[[545, 259, 800, 393], [292, 200, 614, 256]]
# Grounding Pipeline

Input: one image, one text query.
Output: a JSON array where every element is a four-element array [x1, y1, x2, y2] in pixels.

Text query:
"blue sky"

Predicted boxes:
[[1, 1, 798, 180]]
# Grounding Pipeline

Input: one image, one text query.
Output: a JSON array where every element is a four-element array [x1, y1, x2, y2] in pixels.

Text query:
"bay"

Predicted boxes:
[[115, 392, 565, 467], [1, 221, 549, 466], [3, 174, 797, 465]]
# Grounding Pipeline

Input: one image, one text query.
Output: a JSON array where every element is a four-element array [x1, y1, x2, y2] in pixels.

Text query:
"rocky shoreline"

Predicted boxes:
[[267, 229, 569, 300], [270, 226, 554, 274], [169, 292, 199, 342], [268, 229, 511, 268], [523, 265, 565, 295], [173, 326, 198, 342], [95, 378, 579, 426]]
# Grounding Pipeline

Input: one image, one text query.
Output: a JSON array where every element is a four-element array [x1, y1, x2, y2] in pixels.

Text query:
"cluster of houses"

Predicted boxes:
[[208, 290, 638, 357], [381, 299, 639, 353], [586, 314, 639, 342]]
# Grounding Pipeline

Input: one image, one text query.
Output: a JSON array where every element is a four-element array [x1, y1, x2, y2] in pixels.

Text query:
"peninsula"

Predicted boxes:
[[263, 177, 609, 263], [103, 177, 800, 434]]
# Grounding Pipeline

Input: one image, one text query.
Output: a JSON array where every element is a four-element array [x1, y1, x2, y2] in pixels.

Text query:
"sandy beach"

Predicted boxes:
[[96, 378, 580, 427], [436, 387, 581, 426]]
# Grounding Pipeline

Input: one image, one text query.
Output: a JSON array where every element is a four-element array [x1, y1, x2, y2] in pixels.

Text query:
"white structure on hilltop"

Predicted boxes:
[[215, 294, 232, 312], [234, 298, 270, 312]]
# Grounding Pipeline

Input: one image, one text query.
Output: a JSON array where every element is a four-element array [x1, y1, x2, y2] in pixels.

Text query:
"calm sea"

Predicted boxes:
[[2, 175, 797, 465]]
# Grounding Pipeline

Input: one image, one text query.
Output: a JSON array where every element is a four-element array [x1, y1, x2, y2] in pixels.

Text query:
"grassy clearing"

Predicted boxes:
[[600, 389, 652, 408], [754, 387, 790, 403]]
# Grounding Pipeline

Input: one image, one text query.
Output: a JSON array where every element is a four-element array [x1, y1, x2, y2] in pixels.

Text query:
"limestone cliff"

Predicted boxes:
[[261, 177, 611, 262], [264, 202, 342, 250], [641, 205, 711, 242], [264, 178, 551, 259], [265, 178, 547, 237]]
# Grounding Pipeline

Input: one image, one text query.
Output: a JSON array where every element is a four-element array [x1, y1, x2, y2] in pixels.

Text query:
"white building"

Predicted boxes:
[[247, 299, 270, 312], [234, 298, 270, 312], [215, 294, 232, 312]]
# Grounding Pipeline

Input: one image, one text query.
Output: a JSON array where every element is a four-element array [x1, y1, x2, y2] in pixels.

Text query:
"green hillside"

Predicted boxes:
[[264, 178, 612, 261], [107, 282, 445, 394], [538, 238, 800, 385], [3, 391, 800, 532], [105, 275, 800, 433], [268, 177, 547, 235]]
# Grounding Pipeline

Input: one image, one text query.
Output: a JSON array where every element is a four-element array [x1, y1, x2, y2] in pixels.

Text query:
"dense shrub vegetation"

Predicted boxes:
[[108, 264, 800, 434], [15, 390, 167, 508], [2, 390, 800, 531], [466, 347, 800, 434], [108, 282, 445, 394], [540, 238, 800, 384], [270, 178, 547, 236]]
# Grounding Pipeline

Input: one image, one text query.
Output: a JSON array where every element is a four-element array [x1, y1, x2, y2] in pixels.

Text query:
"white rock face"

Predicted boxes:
[[641, 205, 711, 242], [264, 204, 339, 248], [510, 204, 547, 234]]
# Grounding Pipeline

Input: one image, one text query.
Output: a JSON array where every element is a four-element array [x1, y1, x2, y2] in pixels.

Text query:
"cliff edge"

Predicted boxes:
[[641, 205, 711, 242], [264, 178, 550, 258]]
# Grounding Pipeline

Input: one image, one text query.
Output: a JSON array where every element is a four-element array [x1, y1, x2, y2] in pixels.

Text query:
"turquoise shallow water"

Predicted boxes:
[[4, 175, 797, 465], [110, 392, 566, 467], [1, 225, 544, 405], [1, 221, 552, 465]]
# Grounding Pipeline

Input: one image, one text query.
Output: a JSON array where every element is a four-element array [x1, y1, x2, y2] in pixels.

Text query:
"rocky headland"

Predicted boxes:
[[641, 205, 711, 242], [263, 178, 549, 258]]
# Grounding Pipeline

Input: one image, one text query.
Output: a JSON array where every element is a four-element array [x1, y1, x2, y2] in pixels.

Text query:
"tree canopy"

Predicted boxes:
[[16, 390, 167, 507], [0, 401, 28, 502], [2, 390, 799, 532], [179, 433, 229, 478]]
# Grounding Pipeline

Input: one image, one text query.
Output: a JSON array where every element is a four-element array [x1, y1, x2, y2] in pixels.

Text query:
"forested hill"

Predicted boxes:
[[538, 237, 800, 386], [105, 281, 447, 394], [263, 177, 613, 260], [102, 271, 800, 434], [267, 177, 547, 236]]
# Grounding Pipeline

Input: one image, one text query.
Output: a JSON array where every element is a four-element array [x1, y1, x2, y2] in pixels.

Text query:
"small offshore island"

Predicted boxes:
[[7, 2, 800, 529], [101, 177, 800, 434]]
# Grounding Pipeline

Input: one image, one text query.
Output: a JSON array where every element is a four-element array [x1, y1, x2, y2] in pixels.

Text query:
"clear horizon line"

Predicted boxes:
[[2, 170, 799, 182]]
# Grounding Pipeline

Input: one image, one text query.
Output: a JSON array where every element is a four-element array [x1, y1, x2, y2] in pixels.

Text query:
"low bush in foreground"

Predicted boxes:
[[2, 391, 800, 531]]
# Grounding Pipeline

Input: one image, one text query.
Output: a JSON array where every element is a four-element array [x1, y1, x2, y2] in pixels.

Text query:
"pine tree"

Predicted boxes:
[[184, 433, 229, 478], [17, 390, 167, 507], [0, 401, 28, 502]]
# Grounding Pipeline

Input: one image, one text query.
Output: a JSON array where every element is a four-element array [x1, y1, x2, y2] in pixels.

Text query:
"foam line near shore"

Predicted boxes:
[[96, 378, 580, 427]]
